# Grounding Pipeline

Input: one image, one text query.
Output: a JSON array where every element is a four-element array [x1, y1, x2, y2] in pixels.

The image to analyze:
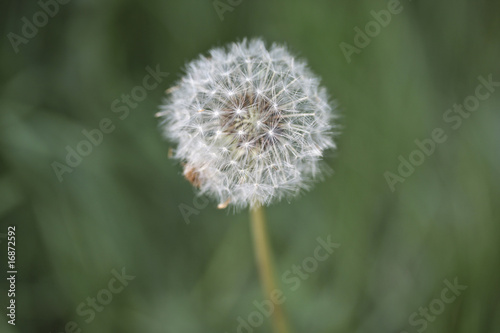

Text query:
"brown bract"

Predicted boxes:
[[183, 164, 202, 188]]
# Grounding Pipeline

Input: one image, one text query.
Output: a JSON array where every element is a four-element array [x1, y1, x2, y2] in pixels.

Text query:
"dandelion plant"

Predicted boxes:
[[158, 38, 337, 333]]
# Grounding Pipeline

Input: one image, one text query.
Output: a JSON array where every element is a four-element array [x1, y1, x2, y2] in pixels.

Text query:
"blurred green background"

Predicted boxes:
[[1, 0, 499, 332]]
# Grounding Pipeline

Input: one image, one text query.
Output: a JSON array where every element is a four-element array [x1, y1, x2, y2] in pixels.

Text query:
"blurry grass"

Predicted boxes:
[[0, 0, 499, 332]]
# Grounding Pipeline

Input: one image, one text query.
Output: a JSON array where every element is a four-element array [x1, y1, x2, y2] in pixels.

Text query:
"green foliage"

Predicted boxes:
[[0, 0, 499, 332]]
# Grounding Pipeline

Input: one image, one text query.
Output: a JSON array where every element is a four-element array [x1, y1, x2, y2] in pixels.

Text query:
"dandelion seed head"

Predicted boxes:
[[159, 38, 338, 209]]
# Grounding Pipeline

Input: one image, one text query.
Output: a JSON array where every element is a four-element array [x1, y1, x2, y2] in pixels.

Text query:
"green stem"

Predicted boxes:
[[250, 205, 290, 333]]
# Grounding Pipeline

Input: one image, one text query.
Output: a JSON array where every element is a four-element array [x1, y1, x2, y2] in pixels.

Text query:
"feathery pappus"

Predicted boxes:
[[158, 38, 338, 209]]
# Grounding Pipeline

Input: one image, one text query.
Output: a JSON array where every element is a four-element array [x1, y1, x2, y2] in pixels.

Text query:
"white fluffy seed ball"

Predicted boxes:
[[159, 38, 337, 209]]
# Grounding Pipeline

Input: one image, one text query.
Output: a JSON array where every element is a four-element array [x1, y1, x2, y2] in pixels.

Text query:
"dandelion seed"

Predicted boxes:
[[217, 198, 231, 209]]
